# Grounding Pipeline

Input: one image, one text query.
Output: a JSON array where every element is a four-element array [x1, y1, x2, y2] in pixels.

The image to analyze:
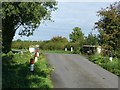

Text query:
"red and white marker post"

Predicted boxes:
[[34, 49, 39, 63], [30, 58, 34, 73]]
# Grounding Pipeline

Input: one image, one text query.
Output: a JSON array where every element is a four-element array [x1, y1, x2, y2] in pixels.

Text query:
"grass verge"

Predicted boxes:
[[88, 53, 120, 76], [2, 51, 53, 88], [42, 50, 73, 54]]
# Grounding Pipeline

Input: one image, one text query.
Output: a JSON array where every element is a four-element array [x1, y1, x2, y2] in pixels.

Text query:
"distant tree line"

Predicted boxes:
[[12, 28, 99, 54], [12, 36, 68, 50]]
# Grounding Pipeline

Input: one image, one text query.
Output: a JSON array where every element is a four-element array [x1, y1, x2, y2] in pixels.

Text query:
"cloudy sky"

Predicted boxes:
[[13, 2, 113, 41]]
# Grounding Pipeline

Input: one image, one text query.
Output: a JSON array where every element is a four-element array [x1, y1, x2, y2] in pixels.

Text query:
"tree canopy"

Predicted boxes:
[[95, 2, 120, 57], [69, 27, 84, 43], [69, 27, 85, 53], [2, 2, 57, 53], [85, 33, 99, 45], [12, 36, 68, 50]]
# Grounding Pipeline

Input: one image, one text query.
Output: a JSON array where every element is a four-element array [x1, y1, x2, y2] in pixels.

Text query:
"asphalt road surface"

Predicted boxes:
[[46, 53, 118, 88]]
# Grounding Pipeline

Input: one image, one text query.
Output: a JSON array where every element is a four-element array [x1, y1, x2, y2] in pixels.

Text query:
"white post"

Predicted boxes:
[[109, 57, 112, 62], [35, 57, 38, 62], [109, 51, 112, 62], [65, 48, 67, 51], [97, 46, 101, 54], [37, 52, 39, 57], [34, 51, 39, 63], [71, 47, 73, 52]]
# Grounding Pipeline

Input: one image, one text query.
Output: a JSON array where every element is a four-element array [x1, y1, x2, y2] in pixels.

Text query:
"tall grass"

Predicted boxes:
[[2, 51, 53, 88], [89, 53, 120, 76]]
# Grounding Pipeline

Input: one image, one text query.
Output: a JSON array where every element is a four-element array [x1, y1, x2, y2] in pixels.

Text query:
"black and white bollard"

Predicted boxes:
[[109, 51, 112, 62], [30, 58, 34, 73]]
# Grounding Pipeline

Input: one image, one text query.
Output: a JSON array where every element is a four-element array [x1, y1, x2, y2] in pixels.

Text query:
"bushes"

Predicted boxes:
[[12, 36, 68, 51], [2, 51, 53, 88], [89, 54, 108, 64], [42, 36, 68, 50], [66, 42, 81, 54], [114, 50, 120, 58], [89, 53, 120, 76]]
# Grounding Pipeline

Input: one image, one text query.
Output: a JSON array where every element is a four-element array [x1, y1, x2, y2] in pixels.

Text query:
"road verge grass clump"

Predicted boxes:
[[2, 51, 53, 88], [89, 53, 120, 76]]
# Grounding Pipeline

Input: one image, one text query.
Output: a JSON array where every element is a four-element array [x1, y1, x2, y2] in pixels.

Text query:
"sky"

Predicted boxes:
[[13, 2, 113, 41]]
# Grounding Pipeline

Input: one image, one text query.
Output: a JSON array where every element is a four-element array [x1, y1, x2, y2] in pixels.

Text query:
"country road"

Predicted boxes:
[[45, 53, 118, 88]]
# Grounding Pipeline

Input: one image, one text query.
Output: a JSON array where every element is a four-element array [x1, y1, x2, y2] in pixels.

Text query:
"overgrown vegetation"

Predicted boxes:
[[89, 53, 120, 76], [2, 51, 53, 88], [12, 36, 68, 51]]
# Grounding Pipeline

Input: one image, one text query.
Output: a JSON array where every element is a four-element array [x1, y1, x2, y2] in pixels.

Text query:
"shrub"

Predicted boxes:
[[89, 54, 120, 76], [7, 51, 14, 59]]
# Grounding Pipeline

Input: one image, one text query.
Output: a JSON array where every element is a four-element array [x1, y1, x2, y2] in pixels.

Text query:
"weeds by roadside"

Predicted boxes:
[[88, 53, 120, 76], [2, 51, 53, 88]]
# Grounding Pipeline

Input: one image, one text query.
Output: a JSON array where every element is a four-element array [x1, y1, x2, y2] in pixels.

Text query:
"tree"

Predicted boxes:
[[2, 2, 57, 53], [95, 2, 120, 52], [49, 36, 68, 50], [69, 27, 85, 53], [51, 36, 68, 43], [69, 27, 84, 43], [16, 39, 22, 42], [85, 33, 99, 45]]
